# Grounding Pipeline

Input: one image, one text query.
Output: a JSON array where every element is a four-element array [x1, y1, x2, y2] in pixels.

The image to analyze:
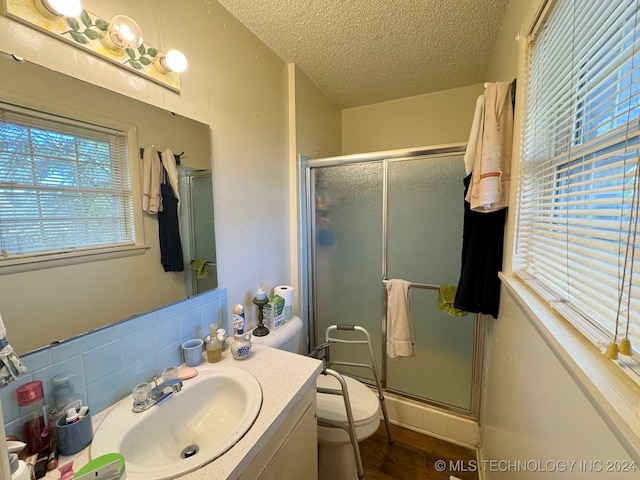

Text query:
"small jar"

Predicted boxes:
[[17, 381, 49, 455]]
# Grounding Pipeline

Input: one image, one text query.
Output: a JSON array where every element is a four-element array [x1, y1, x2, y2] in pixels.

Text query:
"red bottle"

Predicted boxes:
[[17, 381, 49, 455]]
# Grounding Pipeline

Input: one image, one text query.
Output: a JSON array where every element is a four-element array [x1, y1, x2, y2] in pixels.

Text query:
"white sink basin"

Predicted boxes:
[[91, 365, 262, 480]]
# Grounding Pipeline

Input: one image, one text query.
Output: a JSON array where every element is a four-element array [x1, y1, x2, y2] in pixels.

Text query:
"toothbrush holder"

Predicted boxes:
[[56, 410, 93, 455]]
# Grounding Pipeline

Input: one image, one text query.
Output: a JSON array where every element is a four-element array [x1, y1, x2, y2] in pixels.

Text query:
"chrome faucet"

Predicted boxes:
[[132, 377, 183, 413]]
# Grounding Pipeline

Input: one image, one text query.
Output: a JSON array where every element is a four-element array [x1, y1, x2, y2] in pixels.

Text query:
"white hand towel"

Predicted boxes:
[[386, 279, 414, 358], [161, 148, 180, 201], [464, 94, 484, 175], [142, 145, 162, 213], [466, 81, 514, 212]]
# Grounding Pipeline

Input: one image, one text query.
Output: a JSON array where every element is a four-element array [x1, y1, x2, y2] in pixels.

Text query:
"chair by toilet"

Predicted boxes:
[[251, 318, 392, 480]]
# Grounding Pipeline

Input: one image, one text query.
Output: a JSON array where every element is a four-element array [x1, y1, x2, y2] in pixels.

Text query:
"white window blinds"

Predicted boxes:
[[0, 103, 135, 259], [517, 0, 640, 363]]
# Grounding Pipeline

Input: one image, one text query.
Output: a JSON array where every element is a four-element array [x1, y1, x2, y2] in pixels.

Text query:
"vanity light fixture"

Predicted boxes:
[[101, 14, 144, 51], [8, 0, 184, 90], [153, 49, 188, 74], [34, 0, 82, 20]]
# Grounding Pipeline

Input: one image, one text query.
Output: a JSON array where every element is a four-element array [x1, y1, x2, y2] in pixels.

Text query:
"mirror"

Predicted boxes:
[[0, 54, 215, 355]]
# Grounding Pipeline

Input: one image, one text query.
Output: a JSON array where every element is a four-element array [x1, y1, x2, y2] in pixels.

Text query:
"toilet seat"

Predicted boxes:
[[316, 374, 380, 444]]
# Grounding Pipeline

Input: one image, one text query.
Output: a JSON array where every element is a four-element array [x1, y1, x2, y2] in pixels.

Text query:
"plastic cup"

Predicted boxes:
[[181, 339, 204, 367]]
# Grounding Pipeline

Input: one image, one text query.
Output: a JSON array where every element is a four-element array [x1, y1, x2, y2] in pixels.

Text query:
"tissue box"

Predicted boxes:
[[264, 295, 285, 329]]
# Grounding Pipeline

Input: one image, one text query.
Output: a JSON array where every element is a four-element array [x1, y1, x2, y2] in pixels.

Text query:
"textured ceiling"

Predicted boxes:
[[216, 0, 510, 109]]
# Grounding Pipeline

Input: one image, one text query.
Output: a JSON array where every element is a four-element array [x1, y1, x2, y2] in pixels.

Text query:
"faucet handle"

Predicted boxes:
[[162, 366, 179, 382], [132, 382, 152, 407]]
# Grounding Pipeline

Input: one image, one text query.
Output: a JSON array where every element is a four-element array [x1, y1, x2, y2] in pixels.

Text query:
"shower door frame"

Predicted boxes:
[[179, 167, 218, 297], [303, 143, 485, 419]]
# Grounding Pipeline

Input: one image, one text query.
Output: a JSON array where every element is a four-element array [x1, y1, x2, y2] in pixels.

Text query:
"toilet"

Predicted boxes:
[[251, 316, 381, 480], [249, 315, 304, 354]]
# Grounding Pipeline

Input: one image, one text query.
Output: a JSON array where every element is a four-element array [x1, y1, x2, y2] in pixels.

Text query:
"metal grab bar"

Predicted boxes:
[[382, 278, 440, 291]]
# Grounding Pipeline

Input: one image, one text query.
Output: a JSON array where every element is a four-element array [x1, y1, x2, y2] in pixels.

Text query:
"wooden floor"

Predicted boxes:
[[359, 423, 479, 480]]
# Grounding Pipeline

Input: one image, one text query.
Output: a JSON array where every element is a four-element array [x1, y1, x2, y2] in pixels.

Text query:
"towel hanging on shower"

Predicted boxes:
[[142, 145, 162, 214], [160, 148, 180, 201], [464, 94, 484, 175], [385, 279, 414, 358], [437, 285, 468, 317], [465, 81, 514, 212]]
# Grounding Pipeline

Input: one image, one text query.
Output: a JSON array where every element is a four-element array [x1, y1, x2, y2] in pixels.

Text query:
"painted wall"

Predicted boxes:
[[480, 1, 638, 478], [287, 64, 342, 351], [0, 0, 292, 333], [291, 65, 342, 162], [341, 84, 484, 154]]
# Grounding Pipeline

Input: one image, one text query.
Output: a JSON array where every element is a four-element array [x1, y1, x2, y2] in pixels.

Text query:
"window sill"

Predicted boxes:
[[500, 273, 640, 462], [0, 244, 150, 275]]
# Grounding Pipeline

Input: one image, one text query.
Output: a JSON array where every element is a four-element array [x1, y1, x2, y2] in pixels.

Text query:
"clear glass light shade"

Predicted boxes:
[[103, 15, 144, 50], [165, 50, 188, 73]]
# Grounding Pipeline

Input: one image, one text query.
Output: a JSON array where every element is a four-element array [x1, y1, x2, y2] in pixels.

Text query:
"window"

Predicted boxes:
[[517, 0, 640, 374], [0, 102, 135, 264]]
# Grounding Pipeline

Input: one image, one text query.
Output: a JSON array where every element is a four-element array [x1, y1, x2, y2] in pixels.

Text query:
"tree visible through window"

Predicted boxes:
[[0, 103, 134, 259]]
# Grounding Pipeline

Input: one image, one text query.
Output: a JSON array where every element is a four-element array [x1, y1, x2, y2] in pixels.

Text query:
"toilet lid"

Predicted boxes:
[[316, 374, 380, 426]]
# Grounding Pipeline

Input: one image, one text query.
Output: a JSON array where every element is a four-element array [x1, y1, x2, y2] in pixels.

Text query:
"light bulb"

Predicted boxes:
[[165, 50, 188, 73], [47, 0, 82, 17], [101, 15, 143, 51], [35, 0, 82, 19]]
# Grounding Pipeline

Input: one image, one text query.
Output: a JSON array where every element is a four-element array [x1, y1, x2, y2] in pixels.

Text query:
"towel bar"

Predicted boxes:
[[382, 278, 440, 291]]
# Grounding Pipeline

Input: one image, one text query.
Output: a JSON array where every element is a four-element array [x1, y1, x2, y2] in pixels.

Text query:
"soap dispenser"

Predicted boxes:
[[205, 323, 222, 363], [48, 374, 82, 442]]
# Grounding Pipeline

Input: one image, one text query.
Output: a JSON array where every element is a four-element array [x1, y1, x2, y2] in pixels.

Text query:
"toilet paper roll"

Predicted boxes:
[[274, 285, 294, 320]]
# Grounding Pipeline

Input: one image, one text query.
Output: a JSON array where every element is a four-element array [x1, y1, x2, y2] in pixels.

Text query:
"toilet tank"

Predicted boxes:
[[250, 316, 303, 354]]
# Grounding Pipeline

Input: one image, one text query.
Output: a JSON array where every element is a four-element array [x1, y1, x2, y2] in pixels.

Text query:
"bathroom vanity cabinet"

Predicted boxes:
[[239, 384, 317, 480]]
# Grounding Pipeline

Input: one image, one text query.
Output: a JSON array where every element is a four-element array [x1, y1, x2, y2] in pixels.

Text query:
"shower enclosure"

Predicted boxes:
[[179, 167, 218, 297], [304, 144, 484, 417]]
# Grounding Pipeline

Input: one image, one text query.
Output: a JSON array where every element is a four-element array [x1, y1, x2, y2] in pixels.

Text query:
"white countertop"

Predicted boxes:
[[44, 344, 322, 480]]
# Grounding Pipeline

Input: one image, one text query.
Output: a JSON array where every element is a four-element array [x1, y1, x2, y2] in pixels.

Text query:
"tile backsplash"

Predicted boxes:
[[2, 288, 227, 438]]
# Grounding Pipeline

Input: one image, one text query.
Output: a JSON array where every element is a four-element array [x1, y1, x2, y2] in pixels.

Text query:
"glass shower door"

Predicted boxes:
[[386, 155, 474, 411], [311, 162, 385, 373]]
